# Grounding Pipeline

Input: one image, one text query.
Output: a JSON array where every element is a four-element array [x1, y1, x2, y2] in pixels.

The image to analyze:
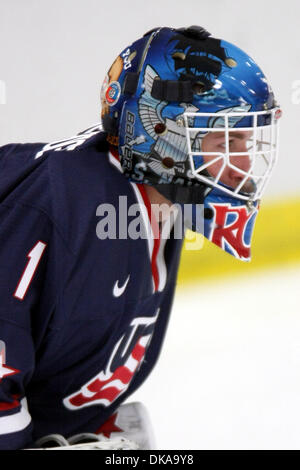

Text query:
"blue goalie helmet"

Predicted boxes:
[[101, 26, 281, 206]]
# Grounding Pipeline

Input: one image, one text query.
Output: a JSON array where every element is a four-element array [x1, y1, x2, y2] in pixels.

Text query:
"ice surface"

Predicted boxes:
[[129, 265, 300, 449]]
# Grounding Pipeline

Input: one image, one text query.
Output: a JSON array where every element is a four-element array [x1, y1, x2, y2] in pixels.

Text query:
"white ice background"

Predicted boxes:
[[130, 265, 300, 450]]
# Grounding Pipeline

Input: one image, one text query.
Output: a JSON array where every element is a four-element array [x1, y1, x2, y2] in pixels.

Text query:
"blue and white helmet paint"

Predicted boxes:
[[101, 26, 281, 260]]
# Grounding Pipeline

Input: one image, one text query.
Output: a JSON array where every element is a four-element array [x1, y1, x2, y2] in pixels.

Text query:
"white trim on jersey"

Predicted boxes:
[[156, 222, 169, 292], [108, 150, 123, 172], [0, 398, 31, 435]]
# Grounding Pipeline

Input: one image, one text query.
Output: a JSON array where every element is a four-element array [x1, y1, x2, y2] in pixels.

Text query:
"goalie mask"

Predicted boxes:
[[101, 26, 281, 260]]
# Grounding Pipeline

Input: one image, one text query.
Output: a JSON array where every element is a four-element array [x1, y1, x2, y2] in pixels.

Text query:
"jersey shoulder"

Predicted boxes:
[[0, 123, 109, 163], [0, 123, 116, 206], [0, 124, 132, 253], [33, 123, 107, 160]]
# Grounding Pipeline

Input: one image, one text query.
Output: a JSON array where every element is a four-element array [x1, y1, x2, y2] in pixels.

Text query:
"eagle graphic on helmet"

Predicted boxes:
[[101, 25, 281, 260]]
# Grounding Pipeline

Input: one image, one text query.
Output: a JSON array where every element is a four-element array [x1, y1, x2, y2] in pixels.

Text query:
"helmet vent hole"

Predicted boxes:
[[162, 157, 175, 169], [172, 52, 186, 61], [225, 58, 237, 68], [154, 123, 167, 135], [192, 82, 206, 95]]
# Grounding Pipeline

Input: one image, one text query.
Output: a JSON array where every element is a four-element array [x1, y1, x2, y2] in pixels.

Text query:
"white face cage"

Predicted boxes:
[[184, 109, 281, 202]]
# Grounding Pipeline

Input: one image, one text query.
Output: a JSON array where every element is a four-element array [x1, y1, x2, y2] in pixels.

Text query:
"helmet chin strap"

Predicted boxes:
[[152, 182, 212, 205]]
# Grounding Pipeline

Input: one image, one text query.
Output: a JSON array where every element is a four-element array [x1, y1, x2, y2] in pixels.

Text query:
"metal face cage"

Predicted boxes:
[[184, 109, 281, 202]]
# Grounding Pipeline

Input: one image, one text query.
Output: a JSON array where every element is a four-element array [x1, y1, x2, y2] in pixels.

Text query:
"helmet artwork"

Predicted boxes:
[[101, 26, 281, 206]]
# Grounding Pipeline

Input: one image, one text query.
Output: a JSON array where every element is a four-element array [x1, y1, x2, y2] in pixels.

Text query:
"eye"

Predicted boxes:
[[218, 139, 234, 150], [217, 141, 226, 149]]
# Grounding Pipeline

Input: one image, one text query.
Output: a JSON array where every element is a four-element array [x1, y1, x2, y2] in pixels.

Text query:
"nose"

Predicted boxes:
[[230, 154, 251, 174], [229, 141, 251, 178]]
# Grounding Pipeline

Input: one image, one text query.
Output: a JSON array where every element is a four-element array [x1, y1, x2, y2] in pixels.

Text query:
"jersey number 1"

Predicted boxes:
[[14, 241, 47, 300]]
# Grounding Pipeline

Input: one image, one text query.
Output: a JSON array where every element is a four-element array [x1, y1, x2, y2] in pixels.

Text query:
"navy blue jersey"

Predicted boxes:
[[0, 125, 184, 449]]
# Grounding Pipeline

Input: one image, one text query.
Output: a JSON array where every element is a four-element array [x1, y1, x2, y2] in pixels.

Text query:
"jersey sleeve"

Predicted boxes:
[[0, 202, 62, 449]]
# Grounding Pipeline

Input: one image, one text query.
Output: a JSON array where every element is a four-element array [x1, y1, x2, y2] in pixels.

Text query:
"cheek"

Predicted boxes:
[[229, 155, 251, 172], [202, 156, 223, 177]]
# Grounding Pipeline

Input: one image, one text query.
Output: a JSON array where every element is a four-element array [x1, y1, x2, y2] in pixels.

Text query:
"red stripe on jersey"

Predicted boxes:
[[108, 146, 161, 292], [135, 184, 161, 292], [0, 395, 20, 411], [68, 341, 146, 408], [109, 145, 119, 161], [131, 340, 147, 362]]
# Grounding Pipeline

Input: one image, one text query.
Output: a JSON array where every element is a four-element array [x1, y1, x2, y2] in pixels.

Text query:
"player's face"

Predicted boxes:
[[201, 130, 255, 193]]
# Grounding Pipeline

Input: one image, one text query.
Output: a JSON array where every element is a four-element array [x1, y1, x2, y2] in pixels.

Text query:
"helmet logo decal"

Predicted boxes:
[[207, 202, 258, 260], [121, 48, 137, 70], [105, 81, 121, 106], [101, 49, 137, 120], [101, 55, 124, 119]]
